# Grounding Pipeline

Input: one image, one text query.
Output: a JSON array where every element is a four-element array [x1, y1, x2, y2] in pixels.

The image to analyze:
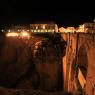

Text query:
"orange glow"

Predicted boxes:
[[6, 32, 19, 37], [59, 27, 75, 33], [59, 25, 91, 33], [76, 25, 87, 32], [20, 31, 30, 38], [6, 30, 30, 39], [78, 68, 86, 89], [66, 27, 75, 32], [59, 27, 65, 33], [43, 25, 45, 29]]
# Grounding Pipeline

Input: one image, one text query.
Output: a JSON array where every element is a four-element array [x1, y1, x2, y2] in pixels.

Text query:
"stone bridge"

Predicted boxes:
[[0, 32, 95, 95], [61, 33, 95, 95]]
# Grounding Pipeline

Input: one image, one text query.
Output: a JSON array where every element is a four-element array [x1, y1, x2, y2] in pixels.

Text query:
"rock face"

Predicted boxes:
[[0, 33, 67, 94], [33, 36, 67, 91], [0, 36, 39, 89], [0, 87, 73, 95]]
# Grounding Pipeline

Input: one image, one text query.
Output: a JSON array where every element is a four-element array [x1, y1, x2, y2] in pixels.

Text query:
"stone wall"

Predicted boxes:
[[61, 33, 95, 95]]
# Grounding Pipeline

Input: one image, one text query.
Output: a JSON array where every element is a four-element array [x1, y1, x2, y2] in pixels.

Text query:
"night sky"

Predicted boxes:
[[0, 0, 95, 27]]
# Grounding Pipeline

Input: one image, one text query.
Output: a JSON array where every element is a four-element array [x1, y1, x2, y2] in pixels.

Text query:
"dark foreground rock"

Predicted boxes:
[[0, 87, 73, 95]]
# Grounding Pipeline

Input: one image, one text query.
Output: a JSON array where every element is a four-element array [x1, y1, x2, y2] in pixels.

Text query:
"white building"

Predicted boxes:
[[30, 22, 58, 33], [77, 22, 95, 33]]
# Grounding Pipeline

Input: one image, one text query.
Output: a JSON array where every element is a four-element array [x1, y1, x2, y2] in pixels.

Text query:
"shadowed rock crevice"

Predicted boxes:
[[0, 36, 40, 89]]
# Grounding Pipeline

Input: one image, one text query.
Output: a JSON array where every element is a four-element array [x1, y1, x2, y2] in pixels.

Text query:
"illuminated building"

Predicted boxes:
[[59, 27, 66, 33], [30, 22, 58, 33], [7, 25, 30, 33], [6, 26, 30, 39], [82, 22, 95, 33], [59, 21, 95, 33], [59, 27, 75, 33], [76, 21, 95, 33]]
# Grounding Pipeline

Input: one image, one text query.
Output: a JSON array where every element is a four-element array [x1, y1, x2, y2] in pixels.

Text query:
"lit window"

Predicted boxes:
[[36, 26, 38, 29], [43, 25, 45, 29]]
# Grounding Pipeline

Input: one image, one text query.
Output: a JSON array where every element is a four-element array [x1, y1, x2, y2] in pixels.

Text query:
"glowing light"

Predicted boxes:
[[52, 29, 55, 32], [20, 32, 30, 38], [33, 30, 36, 32], [8, 30, 11, 32], [59, 27, 66, 33], [36, 26, 38, 29], [47, 30, 51, 32], [59, 27, 75, 33], [1, 29, 4, 32], [94, 19, 95, 22], [27, 30, 29, 32], [31, 30, 33, 32], [6, 32, 19, 37], [41, 30, 44, 32], [45, 29, 47, 32], [38, 30, 40, 32], [43, 25, 45, 29]]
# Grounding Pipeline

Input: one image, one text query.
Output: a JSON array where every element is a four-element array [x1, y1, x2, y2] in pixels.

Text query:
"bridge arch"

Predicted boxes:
[[68, 45, 88, 94], [77, 45, 88, 79]]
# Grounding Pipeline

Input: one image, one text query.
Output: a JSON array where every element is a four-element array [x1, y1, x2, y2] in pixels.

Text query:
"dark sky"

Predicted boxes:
[[0, 0, 95, 27]]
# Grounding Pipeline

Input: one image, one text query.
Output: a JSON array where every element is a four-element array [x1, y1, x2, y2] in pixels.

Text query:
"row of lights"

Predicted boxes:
[[30, 29, 55, 33], [6, 31, 30, 39], [1, 29, 57, 33], [1, 29, 30, 32]]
